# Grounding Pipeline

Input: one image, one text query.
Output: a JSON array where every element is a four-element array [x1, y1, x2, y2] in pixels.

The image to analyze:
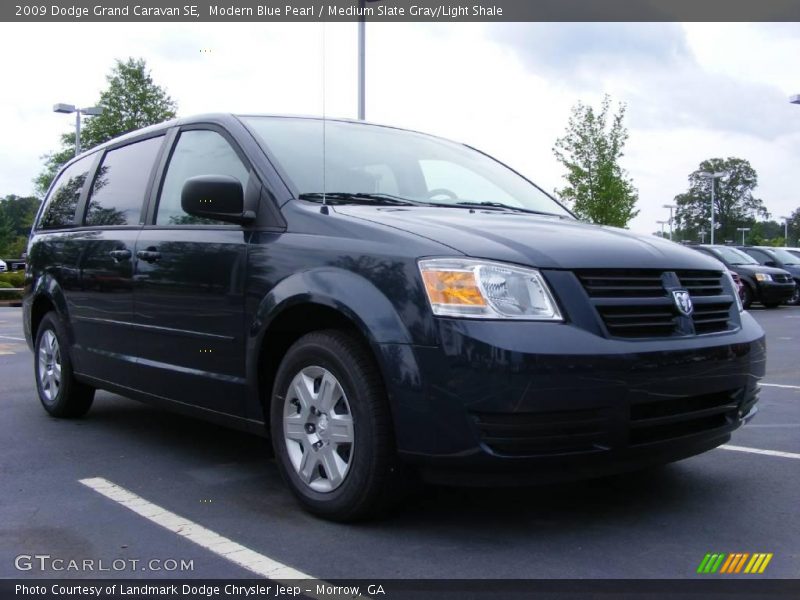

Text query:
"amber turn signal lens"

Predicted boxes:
[[421, 270, 487, 307]]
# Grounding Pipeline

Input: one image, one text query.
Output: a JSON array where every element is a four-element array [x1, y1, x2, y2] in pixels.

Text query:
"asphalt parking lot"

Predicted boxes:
[[1, 306, 798, 580]]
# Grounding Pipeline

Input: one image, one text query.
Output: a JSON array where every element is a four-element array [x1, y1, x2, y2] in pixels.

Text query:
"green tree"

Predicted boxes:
[[0, 195, 41, 235], [748, 220, 784, 246], [0, 194, 41, 257], [787, 207, 800, 246], [553, 95, 639, 227], [35, 58, 177, 195], [0, 210, 13, 256], [673, 158, 768, 244]]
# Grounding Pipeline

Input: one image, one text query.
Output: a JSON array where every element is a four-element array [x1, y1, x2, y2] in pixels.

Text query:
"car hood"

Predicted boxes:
[[780, 265, 800, 277], [334, 206, 723, 270]]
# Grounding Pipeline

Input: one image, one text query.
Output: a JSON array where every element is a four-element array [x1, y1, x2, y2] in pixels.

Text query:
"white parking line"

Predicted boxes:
[[720, 445, 800, 460], [0, 335, 24, 341], [761, 383, 800, 390], [79, 477, 312, 579]]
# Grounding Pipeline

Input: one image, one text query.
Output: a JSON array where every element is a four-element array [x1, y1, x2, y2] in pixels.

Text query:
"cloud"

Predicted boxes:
[[0, 22, 798, 237], [489, 23, 690, 73], [489, 23, 800, 141]]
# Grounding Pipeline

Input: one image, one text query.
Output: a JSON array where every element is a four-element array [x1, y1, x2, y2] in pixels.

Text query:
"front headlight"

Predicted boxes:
[[723, 271, 744, 312], [754, 273, 772, 282], [418, 258, 562, 320]]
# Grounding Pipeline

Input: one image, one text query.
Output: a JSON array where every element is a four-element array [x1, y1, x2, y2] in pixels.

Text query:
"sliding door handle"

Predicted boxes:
[[109, 249, 131, 262], [136, 248, 161, 263]]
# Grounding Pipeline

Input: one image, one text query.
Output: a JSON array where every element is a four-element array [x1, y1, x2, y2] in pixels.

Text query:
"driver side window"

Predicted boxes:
[[156, 130, 249, 226]]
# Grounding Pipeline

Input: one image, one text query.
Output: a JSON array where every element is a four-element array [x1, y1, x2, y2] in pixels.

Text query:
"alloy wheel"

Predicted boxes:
[[38, 330, 62, 405]]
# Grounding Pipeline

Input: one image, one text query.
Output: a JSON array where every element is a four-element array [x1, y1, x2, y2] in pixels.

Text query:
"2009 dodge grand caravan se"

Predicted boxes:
[[24, 114, 765, 520]]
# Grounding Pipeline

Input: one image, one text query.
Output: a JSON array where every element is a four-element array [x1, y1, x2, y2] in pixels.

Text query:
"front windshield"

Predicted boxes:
[[767, 248, 800, 265], [712, 246, 759, 265], [241, 116, 572, 217]]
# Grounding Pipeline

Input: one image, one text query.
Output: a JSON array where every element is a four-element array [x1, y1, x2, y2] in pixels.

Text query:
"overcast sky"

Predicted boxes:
[[0, 22, 798, 234]]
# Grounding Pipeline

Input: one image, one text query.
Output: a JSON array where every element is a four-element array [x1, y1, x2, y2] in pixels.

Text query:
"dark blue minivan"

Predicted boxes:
[[24, 115, 765, 520]]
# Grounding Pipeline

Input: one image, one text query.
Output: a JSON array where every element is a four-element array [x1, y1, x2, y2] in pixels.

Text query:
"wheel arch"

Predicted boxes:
[[26, 274, 73, 350], [245, 267, 416, 430]]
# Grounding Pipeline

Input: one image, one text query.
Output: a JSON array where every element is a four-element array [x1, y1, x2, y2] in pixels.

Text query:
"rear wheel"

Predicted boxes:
[[270, 330, 405, 521], [34, 312, 94, 418]]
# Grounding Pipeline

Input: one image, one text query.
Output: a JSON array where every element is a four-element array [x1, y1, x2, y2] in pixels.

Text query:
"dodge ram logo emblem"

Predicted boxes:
[[673, 290, 693, 316]]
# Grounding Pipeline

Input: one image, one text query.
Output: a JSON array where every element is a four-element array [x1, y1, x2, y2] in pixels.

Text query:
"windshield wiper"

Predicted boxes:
[[298, 192, 428, 207], [430, 200, 562, 217]]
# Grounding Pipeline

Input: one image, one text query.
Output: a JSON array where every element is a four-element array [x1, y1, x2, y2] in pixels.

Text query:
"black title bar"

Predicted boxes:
[[5, 0, 800, 22], [4, 579, 800, 600]]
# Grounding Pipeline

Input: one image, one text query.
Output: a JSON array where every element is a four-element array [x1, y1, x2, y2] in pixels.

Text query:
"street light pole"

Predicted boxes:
[[780, 216, 790, 246], [75, 110, 81, 154], [358, 0, 367, 121], [663, 204, 677, 241], [355, 1, 382, 120], [699, 171, 726, 245], [737, 227, 750, 245], [53, 103, 103, 156]]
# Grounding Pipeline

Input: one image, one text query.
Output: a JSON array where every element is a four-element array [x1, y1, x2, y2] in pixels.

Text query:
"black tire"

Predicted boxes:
[[34, 312, 94, 418], [763, 302, 781, 309], [741, 284, 754, 310], [789, 285, 800, 306], [270, 329, 405, 521]]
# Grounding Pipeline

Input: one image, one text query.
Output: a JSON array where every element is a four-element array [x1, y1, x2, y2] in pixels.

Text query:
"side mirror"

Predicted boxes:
[[181, 175, 255, 224]]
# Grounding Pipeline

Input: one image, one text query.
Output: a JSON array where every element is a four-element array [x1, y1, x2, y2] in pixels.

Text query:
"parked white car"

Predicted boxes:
[[0, 259, 8, 272]]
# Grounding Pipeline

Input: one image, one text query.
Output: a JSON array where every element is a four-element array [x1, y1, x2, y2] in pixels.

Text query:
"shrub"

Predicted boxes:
[[0, 271, 24, 287]]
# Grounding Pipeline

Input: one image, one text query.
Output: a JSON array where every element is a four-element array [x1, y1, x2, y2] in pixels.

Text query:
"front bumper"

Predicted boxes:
[[758, 281, 796, 304], [380, 311, 765, 485]]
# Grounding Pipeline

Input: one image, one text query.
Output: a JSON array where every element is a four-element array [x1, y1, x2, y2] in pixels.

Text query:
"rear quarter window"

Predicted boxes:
[[37, 156, 93, 230], [84, 136, 164, 226]]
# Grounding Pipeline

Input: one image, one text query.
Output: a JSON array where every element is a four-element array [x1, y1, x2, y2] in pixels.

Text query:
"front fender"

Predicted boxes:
[[251, 267, 416, 346], [242, 266, 431, 430]]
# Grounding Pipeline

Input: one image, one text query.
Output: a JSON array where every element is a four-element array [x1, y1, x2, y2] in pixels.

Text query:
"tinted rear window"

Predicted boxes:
[[38, 156, 93, 230], [85, 136, 163, 226]]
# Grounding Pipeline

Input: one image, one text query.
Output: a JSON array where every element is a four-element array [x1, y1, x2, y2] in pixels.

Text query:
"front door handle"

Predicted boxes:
[[109, 249, 131, 262], [136, 247, 161, 263]]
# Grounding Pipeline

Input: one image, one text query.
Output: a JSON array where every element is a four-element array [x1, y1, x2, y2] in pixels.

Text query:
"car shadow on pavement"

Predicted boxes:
[[78, 392, 733, 538]]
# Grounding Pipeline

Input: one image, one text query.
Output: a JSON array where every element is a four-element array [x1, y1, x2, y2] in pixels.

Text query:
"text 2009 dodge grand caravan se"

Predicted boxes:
[[24, 114, 765, 520]]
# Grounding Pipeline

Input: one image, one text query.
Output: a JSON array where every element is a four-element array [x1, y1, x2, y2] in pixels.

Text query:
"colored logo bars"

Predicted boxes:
[[697, 553, 773, 574]]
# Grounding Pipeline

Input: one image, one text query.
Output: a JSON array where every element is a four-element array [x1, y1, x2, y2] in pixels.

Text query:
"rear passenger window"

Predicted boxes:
[[38, 157, 93, 230], [85, 136, 163, 226], [156, 130, 249, 226]]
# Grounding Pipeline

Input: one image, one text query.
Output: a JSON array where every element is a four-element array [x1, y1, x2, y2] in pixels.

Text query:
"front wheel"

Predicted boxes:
[[270, 330, 405, 521], [34, 312, 94, 418], [789, 286, 800, 306], [741, 284, 754, 310]]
